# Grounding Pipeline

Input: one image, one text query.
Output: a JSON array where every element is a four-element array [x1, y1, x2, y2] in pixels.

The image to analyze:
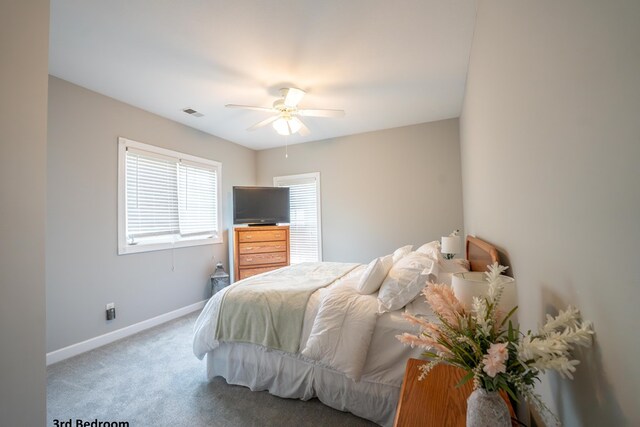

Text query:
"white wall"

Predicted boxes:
[[461, 1, 640, 425], [0, 1, 49, 424], [257, 120, 463, 263], [47, 77, 256, 352]]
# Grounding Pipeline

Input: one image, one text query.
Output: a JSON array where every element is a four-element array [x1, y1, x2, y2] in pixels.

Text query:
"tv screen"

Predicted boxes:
[[233, 186, 290, 225]]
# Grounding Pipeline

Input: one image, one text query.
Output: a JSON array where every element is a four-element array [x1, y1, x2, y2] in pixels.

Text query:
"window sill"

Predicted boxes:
[[118, 236, 222, 255]]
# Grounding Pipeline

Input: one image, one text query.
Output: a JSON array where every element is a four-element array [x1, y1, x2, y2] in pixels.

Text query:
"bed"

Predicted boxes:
[[193, 236, 499, 426]]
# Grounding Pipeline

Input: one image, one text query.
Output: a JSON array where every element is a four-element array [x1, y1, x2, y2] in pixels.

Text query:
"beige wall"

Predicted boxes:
[[257, 120, 463, 263], [0, 0, 49, 424], [47, 77, 256, 352], [461, 1, 640, 425]]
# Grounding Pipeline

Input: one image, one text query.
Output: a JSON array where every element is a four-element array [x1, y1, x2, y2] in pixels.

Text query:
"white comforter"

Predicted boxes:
[[193, 263, 423, 385], [301, 286, 379, 381]]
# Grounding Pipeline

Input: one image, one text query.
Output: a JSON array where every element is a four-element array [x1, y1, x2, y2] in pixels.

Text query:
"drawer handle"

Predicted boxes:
[[245, 247, 253, 250], [246, 258, 253, 262]]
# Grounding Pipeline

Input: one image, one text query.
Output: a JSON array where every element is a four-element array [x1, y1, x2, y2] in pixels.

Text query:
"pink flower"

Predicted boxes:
[[396, 333, 452, 357], [482, 342, 509, 377], [402, 312, 432, 329], [396, 332, 438, 351], [424, 283, 466, 326], [401, 313, 442, 338]]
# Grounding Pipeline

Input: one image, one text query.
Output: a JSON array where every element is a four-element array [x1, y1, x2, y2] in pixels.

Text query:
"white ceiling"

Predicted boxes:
[[49, 0, 477, 150]]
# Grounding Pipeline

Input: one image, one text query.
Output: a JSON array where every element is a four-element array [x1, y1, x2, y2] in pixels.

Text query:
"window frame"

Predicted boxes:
[[273, 172, 322, 262], [117, 137, 223, 255]]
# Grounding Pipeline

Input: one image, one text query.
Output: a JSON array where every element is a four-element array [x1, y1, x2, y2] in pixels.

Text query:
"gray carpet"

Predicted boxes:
[[47, 311, 377, 427]]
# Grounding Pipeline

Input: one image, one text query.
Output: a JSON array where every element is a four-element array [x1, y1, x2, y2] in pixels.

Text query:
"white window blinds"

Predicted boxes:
[[274, 173, 322, 263], [126, 148, 179, 240], [118, 138, 222, 254], [178, 160, 218, 236]]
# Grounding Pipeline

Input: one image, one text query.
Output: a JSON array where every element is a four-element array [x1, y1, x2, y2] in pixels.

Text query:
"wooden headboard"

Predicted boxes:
[[466, 235, 499, 272]]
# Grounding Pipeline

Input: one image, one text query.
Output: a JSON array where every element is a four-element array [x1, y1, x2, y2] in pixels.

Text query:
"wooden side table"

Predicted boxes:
[[394, 358, 516, 427]]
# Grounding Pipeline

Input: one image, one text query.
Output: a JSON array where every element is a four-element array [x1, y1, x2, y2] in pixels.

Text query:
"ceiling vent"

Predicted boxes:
[[182, 108, 204, 117]]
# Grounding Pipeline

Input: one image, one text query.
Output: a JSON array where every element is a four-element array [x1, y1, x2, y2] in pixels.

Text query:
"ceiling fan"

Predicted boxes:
[[226, 88, 345, 136]]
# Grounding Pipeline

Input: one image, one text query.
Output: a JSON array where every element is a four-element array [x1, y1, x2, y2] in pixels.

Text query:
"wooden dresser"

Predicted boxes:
[[233, 225, 290, 281]]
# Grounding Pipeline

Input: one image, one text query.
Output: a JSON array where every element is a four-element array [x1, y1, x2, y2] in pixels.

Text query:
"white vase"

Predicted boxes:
[[466, 388, 511, 427]]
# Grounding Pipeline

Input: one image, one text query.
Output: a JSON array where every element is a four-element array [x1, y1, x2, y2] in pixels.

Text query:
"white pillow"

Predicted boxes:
[[392, 245, 413, 263], [416, 240, 443, 261], [356, 255, 393, 295], [377, 252, 437, 313]]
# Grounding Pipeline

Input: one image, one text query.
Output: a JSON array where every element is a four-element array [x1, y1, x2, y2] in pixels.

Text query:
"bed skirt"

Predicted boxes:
[[206, 343, 401, 427]]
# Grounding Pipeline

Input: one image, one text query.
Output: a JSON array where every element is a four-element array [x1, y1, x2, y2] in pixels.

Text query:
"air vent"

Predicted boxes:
[[182, 108, 204, 117]]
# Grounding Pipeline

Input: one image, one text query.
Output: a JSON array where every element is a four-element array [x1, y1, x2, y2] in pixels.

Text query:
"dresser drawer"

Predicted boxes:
[[238, 229, 287, 243], [238, 265, 285, 280], [234, 225, 289, 283], [239, 252, 287, 266], [238, 241, 287, 254]]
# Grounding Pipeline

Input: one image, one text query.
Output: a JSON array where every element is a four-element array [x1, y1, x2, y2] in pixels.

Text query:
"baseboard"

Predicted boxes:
[[46, 300, 207, 366]]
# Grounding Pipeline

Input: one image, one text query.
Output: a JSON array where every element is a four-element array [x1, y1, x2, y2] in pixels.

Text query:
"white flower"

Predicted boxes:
[[484, 263, 509, 306], [517, 335, 569, 361], [539, 306, 581, 335], [484, 262, 509, 284], [532, 356, 581, 379], [568, 321, 595, 347], [472, 296, 491, 335], [418, 360, 440, 381], [517, 311, 593, 382], [546, 323, 594, 348]]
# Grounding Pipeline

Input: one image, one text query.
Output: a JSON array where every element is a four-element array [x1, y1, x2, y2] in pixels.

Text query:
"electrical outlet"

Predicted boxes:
[[106, 303, 116, 321]]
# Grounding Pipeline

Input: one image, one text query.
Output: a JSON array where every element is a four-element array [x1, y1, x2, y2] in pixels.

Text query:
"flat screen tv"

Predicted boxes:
[[233, 186, 290, 226]]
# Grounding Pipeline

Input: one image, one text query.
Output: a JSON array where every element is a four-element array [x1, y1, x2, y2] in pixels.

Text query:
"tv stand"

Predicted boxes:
[[233, 225, 290, 281], [248, 223, 277, 227]]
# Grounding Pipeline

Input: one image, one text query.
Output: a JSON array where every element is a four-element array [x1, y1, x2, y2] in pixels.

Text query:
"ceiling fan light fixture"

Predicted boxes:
[[228, 87, 343, 136], [283, 87, 305, 108], [273, 117, 302, 136], [289, 117, 303, 133]]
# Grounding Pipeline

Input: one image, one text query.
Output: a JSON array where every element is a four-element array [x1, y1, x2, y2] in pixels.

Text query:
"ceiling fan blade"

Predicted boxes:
[[247, 115, 279, 131], [283, 88, 306, 107], [226, 104, 274, 113], [296, 118, 311, 136], [297, 108, 345, 118]]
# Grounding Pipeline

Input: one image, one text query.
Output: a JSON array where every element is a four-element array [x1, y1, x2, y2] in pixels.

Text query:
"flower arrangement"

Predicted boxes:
[[397, 263, 594, 425]]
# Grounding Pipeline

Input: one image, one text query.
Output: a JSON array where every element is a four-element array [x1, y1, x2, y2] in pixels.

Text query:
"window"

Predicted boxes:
[[118, 137, 222, 254], [274, 172, 322, 263]]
